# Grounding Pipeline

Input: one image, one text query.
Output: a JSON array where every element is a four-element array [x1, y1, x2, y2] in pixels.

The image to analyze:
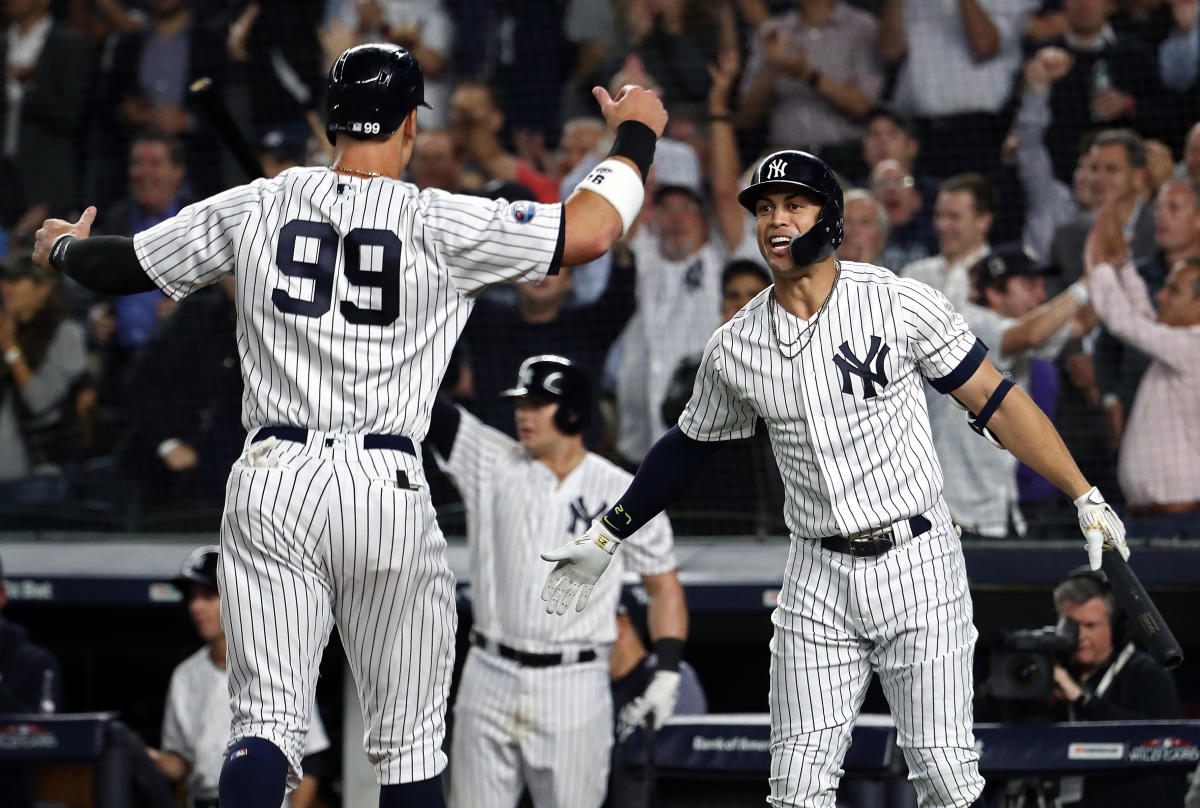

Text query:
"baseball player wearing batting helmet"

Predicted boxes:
[[539, 149, 1129, 807], [427, 355, 686, 808], [151, 547, 331, 808], [34, 40, 669, 808]]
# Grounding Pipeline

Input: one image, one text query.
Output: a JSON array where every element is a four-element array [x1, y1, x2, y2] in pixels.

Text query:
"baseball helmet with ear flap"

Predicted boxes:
[[501, 354, 593, 436]]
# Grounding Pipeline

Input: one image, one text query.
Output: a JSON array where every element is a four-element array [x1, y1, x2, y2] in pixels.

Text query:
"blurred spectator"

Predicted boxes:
[[880, 0, 1033, 179], [449, 81, 559, 203], [562, 0, 619, 120], [658, 259, 785, 535], [1015, 47, 1102, 260], [107, 0, 227, 197], [459, 258, 636, 446], [91, 131, 189, 403], [1094, 176, 1200, 445], [257, 125, 309, 179], [1143, 138, 1176, 195], [859, 105, 940, 194], [119, 277, 242, 510], [0, 553, 64, 808], [900, 172, 996, 307], [627, 0, 718, 110], [330, 0, 451, 126], [614, 53, 759, 464], [235, 0, 323, 136], [604, 598, 707, 808], [871, 157, 939, 271], [0, 252, 87, 505], [838, 188, 890, 265], [2, 0, 93, 217], [1051, 569, 1187, 805], [150, 546, 329, 807], [407, 128, 463, 191], [1049, 128, 1156, 291], [483, 0, 565, 153], [1085, 203, 1200, 539], [1176, 118, 1200, 181], [1114, 0, 1176, 46], [737, 0, 883, 164], [929, 244, 1092, 538], [1040, 0, 1166, 185]]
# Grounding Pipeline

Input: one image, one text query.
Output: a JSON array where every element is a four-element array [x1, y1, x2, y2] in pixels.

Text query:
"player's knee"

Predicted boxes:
[[218, 737, 289, 808], [379, 776, 446, 808], [769, 731, 844, 806], [903, 746, 983, 808]]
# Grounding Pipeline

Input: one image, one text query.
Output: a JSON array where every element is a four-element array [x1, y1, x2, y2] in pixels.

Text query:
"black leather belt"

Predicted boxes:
[[819, 514, 932, 558], [470, 631, 597, 667], [252, 426, 415, 456]]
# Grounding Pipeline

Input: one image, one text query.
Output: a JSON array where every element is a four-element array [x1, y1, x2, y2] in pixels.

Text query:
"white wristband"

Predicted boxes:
[[576, 158, 645, 237], [1068, 280, 1090, 306]]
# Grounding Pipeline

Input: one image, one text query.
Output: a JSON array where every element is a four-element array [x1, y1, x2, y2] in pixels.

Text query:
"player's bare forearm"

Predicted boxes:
[[953, 360, 1090, 499], [561, 189, 624, 266], [643, 570, 688, 643]]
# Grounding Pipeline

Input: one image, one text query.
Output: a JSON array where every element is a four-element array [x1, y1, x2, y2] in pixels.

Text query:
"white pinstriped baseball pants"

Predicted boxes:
[[218, 433, 457, 789], [768, 501, 984, 808], [449, 646, 612, 808]]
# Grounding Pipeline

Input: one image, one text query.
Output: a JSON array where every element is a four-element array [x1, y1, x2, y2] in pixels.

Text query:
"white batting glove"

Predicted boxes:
[[540, 520, 620, 615], [618, 670, 681, 739], [1074, 486, 1130, 571]]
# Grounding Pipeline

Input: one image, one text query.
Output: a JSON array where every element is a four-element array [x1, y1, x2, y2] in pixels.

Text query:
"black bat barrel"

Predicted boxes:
[[1102, 551, 1184, 670]]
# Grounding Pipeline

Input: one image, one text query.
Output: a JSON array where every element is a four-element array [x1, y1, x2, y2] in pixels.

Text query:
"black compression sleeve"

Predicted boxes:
[[50, 235, 158, 294], [427, 397, 462, 457], [600, 426, 720, 539]]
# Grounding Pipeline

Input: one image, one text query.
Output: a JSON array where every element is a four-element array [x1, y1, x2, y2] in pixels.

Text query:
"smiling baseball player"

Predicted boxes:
[[540, 150, 1130, 808], [32, 44, 668, 808], [428, 354, 685, 808]]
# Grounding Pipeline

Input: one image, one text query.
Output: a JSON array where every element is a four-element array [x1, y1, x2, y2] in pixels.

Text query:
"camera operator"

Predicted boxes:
[[1052, 569, 1187, 806]]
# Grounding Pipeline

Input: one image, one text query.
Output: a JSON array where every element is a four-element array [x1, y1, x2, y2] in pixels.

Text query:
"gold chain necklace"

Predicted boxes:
[[767, 262, 841, 360], [332, 165, 383, 178]]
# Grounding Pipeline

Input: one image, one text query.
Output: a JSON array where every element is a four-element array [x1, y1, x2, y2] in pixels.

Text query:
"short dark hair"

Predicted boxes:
[[939, 173, 996, 216], [721, 259, 771, 290], [1091, 128, 1147, 169], [865, 105, 917, 139], [132, 130, 186, 167], [1053, 573, 1115, 622]]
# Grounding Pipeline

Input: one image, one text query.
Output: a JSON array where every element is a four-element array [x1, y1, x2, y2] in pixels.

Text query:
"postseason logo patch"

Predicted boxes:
[[512, 201, 536, 224]]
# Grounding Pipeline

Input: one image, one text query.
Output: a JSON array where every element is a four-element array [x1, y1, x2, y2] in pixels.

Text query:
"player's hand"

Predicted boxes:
[[617, 670, 682, 739], [592, 84, 668, 139], [540, 520, 620, 615], [1074, 486, 1129, 571], [33, 206, 97, 272]]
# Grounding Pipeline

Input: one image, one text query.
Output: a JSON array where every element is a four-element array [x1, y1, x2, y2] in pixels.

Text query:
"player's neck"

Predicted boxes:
[[332, 142, 407, 181], [209, 637, 227, 670], [772, 256, 837, 320], [535, 440, 587, 481]]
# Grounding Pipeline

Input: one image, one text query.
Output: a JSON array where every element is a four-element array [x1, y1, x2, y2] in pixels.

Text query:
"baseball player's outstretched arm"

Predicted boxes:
[[541, 427, 719, 614], [951, 358, 1128, 569], [558, 85, 668, 267], [32, 208, 157, 293]]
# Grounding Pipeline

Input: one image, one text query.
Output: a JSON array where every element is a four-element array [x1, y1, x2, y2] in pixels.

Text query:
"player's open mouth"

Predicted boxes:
[[768, 235, 792, 255]]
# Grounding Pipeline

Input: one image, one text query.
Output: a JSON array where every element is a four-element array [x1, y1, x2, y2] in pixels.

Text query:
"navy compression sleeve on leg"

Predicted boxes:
[[379, 776, 446, 808], [600, 426, 721, 539], [218, 737, 288, 808]]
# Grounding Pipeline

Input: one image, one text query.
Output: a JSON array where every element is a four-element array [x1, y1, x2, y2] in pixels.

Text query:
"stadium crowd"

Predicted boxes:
[[1, 0, 1199, 540]]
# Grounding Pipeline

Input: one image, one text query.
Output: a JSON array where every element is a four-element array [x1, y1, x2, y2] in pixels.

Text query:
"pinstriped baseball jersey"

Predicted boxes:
[[677, 260, 986, 538], [131, 167, 563, 440], [436, 407, 676, 650]]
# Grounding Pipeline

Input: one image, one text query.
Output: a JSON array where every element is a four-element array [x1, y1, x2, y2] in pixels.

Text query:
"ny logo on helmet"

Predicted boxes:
[[766, 159, 788, 180]]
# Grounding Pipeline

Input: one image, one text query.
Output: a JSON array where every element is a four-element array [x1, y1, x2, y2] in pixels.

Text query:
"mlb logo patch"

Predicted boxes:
[[512, 201, 536, 224], [230, 748, 249, 760]]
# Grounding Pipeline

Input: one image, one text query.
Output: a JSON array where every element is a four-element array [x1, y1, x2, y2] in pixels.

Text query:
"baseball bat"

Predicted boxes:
[[1101, 550, 1183, 670], [188, 77, 265, 180]]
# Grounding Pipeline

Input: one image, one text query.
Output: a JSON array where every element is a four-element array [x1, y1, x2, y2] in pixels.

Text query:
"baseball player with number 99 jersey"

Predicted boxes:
[[539, 150, 1130, 808], [33, 44, 669, 808]]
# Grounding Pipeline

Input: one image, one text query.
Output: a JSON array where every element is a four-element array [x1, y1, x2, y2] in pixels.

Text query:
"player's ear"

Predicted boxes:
[[403, 109, 418, 140]]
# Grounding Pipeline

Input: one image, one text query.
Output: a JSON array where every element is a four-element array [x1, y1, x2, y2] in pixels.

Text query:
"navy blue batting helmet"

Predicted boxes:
[[325, 44, 430, 145], [501, 355, 592, 436], [172, 545, 219, 594], [738, 150, 845, 267]]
